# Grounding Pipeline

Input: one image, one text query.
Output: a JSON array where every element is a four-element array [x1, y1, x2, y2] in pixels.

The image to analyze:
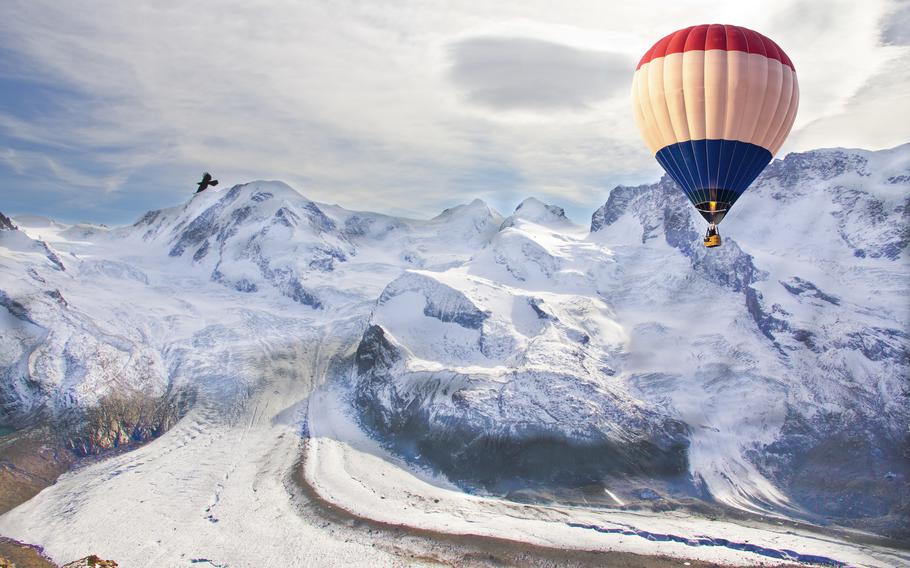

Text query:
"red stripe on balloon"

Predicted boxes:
[[636, 24, 795, 71]]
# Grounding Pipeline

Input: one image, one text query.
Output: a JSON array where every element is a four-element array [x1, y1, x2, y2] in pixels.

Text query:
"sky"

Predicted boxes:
[[1, 0, 908, 225]]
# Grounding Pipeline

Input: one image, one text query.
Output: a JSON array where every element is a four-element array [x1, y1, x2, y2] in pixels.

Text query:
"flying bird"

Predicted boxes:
[[196, 172, 219, 193]]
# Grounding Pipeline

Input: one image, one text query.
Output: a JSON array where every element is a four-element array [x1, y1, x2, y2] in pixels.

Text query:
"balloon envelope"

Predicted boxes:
[[631, 24, 799, 224]]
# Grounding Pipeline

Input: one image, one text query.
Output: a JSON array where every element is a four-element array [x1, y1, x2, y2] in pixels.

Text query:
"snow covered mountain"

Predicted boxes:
[[352, 144, 910, 535], [124, 181, 502, 309], [1, 144, 908, 540], [587, 146, 909, 530]]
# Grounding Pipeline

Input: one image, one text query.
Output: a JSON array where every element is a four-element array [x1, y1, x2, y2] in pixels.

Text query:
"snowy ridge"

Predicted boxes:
[[118, 181, 504, 309]]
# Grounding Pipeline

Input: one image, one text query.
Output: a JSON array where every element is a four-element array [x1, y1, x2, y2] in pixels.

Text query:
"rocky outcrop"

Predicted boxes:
[[62, 555, 118, 567], [59, 388, 195, 456], [0, 212, 17, 231], [0, 282, 169, 423], [377, 272, 489, 329]]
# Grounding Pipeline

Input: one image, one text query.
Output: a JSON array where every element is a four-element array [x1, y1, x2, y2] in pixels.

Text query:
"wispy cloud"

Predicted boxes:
[[448, 36, 633, 112], [0, 0, 907, 224]]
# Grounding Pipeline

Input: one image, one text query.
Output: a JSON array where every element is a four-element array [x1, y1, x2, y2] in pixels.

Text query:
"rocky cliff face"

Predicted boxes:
[[0, 213, 17, 232], [59, 389, 195, 456], [354, 321, 692, 491], [62, 555, 118, 567]]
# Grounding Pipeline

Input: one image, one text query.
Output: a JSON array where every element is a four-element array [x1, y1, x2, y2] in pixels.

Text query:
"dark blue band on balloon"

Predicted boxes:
[[655, 139, 772, 210]]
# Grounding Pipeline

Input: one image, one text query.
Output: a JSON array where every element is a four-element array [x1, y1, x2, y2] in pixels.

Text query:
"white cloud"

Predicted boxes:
[[448, 36, 633, 112], [0, 0, 907, 222]]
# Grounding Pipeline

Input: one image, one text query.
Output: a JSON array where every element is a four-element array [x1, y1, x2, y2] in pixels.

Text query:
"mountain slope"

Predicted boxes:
[[351, 144, 910, 535]]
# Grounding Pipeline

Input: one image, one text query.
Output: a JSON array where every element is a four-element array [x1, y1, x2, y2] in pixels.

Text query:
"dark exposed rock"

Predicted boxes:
[[283, 279, 322, 308], [136, 210, 160, 226], [43, 290, 68, 308], [210, 267, 260, 293], [62, 555, 119, 567], [59, 387, 196, 457], [761, 150, 870, 185], [0, 212, 17, 231], [590, 184, 651, 232], [636, 488, 661, 500], [169, 204, 218, 257], [780, 277, 840, 305], [378, 273, 488, 330], [355, 325, 400, 375], [308, 246, 347, 272], [745, 287, 790, 342], [273, 206, 299, 228], [593, 175, 784, 347], [842, 327, 910, 364], [192, 240, 210, 262], [225, 206, 253, 237], [355, 373, 692, 491], [0, 291, 36, 325], [528, 297, 555, 320], [752, 408, 910, 539], [561, 147, 909, 535], [423, 296, 488, 329], [343, 215, 373, 237], [36, 241, 65, 272], [27, 268, 46, 284], [303, 201, 336, 232]]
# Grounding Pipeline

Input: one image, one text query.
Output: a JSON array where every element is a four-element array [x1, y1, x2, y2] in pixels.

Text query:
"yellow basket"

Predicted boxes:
[[703, 234, 722, 248]]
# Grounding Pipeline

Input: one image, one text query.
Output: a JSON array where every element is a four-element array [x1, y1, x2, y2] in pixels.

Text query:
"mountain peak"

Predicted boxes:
[[433, 198, 494, 220], [501, 196, 571, 230], [227, 180, 312, 203]]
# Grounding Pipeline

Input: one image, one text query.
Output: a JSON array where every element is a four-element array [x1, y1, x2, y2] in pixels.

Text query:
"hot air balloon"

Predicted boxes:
[[631, 24, 798, 247]]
